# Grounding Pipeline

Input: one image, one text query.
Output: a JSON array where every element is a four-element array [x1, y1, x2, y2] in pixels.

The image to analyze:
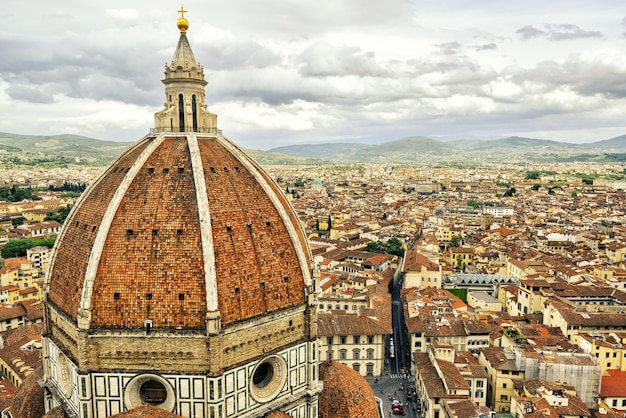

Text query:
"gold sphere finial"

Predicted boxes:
[[177, 6, 189, 33]]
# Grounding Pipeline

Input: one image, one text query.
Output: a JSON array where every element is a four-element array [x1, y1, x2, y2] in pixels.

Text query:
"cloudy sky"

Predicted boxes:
[[2, 1, 626, 149]]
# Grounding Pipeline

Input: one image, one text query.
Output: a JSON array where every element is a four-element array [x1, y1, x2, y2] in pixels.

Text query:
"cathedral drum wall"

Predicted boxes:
[[46, 338, 318, 418], [47, 305, 81, 363], [84, 332, 211, 373], [219, 305, 309, 370]]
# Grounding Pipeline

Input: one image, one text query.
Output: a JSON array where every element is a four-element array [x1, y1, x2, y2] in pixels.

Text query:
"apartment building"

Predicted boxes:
[[478, 347, 525, 414], [317, 312, 389, 377]]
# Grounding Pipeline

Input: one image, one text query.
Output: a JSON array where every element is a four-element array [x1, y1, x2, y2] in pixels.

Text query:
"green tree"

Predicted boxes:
[[525, 171, 540, 180], [386, 238, 405, 256], [450, 235, 461, 247], [503, 187, 516, 197], [365, 237, 405, 256], [365, 241, 386, 253], [0, 185, 41, 202], [45, 205, 72, 224], [467, 200, 480, 209], [531, 184, 541, 191], [1, 237, 56, 258]]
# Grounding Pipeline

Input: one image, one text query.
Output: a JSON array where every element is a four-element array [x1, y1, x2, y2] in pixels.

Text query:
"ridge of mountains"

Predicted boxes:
[[0, 132, 133, 165], [265, 134, 626, 164], [2, 131, 626, 166]]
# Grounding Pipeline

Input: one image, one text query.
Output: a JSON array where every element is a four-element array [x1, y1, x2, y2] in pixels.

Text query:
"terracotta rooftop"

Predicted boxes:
[[9, 366, 44, 418], [317, 311, 390, 337], [318, 360, 378, 418], [110, 405, 184, 417], [42, 406, 70, 418], [599, 369, 626, 397]]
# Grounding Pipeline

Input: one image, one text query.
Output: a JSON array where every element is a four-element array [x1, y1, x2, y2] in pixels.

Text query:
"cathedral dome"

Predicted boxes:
[[42, 10, 321, 418], [46, 132, 311, 330], [46, 9, 312, 332]]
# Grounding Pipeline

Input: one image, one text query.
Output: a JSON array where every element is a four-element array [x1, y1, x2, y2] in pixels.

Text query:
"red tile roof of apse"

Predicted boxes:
[[318, 360, 378, 418]]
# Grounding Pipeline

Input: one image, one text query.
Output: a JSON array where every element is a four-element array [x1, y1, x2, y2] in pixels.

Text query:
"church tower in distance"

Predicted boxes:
[[41, 9, 322, 418]]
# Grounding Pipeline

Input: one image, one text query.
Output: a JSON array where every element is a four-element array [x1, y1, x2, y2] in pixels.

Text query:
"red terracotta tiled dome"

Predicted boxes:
[[110, 405, 184, 417], [318, 361, 378, 418], [10, 367, 45, 417], [42, 406, 70, 418], [46, 134, 311, 330]]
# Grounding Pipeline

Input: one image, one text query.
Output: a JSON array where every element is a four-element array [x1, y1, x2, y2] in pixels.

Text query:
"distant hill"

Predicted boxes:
[[0, 132, 132, 165], [269, 142, 364, 159], [268, 135, 626, 163], [2, 131, 626, 166], [578, 134, 626, 150]]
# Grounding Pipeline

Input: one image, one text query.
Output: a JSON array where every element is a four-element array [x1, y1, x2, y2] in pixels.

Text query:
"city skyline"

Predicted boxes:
[[2, 1, 626, 149]]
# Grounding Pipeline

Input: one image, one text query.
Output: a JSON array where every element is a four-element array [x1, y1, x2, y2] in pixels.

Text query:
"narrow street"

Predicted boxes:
[[369, 375, 421, 418], [368, 275, 423, 417], [389, 275, 405, 375]]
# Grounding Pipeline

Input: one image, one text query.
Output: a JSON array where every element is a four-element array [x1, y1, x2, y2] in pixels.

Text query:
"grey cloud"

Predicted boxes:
[[408, 57, 498, 88], [516, 24, 602, 41], [198, 41, 283, 71], [434, 42, 461, 55], [296, 42, 387, 77], [208, 0, 415, 37], [0, 28, 174, 106], [475, 43, 497, 51], [6, 84, 56, 104], [516, 25, 546, 39], [504, 54, 626, 99]]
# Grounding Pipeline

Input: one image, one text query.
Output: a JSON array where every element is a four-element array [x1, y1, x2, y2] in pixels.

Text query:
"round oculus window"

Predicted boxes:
[[124, 374, 175, 412], [249, 355, 287, 403]]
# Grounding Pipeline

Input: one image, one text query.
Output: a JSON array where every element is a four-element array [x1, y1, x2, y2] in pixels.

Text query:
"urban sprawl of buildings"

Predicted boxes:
[[1, 161, 626, 417]]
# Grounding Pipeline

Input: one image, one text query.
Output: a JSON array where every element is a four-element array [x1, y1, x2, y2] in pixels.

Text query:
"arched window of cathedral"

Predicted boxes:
[[192, 95, 198, 132], [178, 94, 185, 131]]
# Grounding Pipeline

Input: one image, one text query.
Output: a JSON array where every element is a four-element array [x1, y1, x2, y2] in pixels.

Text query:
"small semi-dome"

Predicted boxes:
[[109, 405, 184, 417], [318, 361, 379, 417], [9, 367, 44, 417]]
